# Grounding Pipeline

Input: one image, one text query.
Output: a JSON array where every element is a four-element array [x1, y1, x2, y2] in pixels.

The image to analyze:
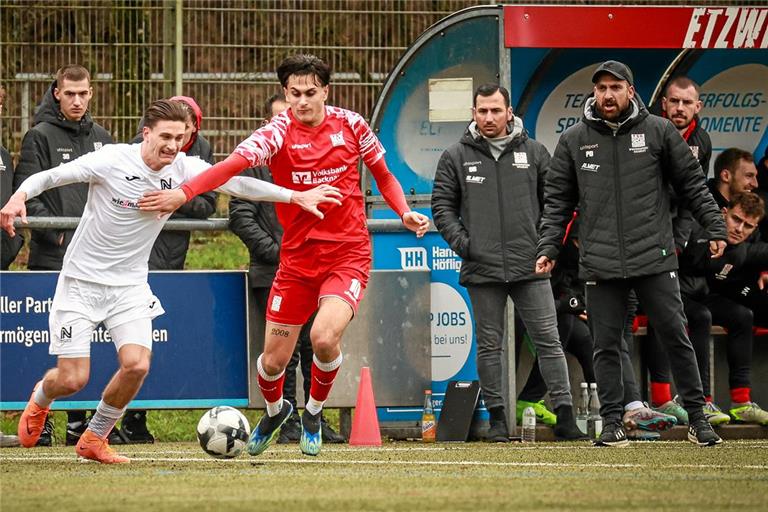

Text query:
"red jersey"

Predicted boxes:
[[233, 106, 403, 250]]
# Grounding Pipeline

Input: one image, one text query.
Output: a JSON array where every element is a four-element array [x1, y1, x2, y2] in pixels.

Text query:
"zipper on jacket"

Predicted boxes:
[[612, 133, 628, 278], [495, 158, 510, 282]]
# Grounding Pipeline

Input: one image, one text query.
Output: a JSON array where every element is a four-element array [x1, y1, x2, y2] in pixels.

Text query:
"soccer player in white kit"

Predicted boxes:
[[0, 99, 341, 463]]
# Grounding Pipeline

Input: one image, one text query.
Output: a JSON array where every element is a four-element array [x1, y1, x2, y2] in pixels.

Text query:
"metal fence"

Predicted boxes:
[[1, 0, 496, 159], [1, 0, 759, 159]]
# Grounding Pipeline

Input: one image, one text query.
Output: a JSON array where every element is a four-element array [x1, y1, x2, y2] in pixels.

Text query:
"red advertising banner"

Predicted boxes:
[[504, 6, 768, 49]]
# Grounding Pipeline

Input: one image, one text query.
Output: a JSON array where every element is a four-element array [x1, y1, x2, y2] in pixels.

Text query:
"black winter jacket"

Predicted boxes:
[[228, 167, 282, 289], [13, 81, 113, 270], [538, 97, 726, 280], [432, 119, 551, 285], [1, 146, 23, 269]]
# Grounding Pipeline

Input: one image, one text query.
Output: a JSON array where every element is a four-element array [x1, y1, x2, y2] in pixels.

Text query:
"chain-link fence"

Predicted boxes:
[[1, 0, 760, 158], [1, 0, 498, 158]]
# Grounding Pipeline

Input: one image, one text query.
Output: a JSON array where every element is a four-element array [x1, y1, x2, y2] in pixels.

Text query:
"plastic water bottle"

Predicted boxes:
[[587, 382, 603, 439], [521, 406, 536, 442], [421, 390, 436, 443], [576, 382, 589, 435]]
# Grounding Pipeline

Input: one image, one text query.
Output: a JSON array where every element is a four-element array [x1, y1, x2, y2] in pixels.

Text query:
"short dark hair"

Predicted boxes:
[[664, 76, 701, 97], [473, 84, 510, 108], [143, 99, 189, 129], [276, 54, 331, 88], [55, 64, 90, 86], [264, 92, 286, 118], [715, 148, 754, 181], [728, 192, 765, 221]]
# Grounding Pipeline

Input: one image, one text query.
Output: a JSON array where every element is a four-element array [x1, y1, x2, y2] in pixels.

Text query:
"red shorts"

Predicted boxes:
[[266, 238, 372, 325]]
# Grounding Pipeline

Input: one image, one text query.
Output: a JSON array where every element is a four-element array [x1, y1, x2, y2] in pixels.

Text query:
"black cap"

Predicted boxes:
[[591, 60, 634, 85]]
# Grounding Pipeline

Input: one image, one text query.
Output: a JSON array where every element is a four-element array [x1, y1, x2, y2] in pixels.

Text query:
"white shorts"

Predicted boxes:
[[49, 276, 165, 358]]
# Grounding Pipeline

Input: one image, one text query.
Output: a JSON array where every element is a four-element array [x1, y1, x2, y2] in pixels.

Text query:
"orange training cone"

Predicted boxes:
[[349, 366, 382, 446]]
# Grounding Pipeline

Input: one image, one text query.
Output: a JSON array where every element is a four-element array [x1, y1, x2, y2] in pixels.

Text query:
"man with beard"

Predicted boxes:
[[536, 60, 727, 447]]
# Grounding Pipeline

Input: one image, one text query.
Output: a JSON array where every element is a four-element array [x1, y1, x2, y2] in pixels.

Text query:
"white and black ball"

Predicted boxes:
[[196, 406, 250, 459]]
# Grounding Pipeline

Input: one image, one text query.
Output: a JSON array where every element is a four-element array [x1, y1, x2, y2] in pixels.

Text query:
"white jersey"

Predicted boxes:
[[17, 143, 293, 286]]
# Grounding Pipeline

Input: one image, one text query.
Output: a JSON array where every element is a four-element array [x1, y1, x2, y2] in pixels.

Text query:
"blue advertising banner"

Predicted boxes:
[[0, 271, 249, 410], [372, 232, 477, 421]]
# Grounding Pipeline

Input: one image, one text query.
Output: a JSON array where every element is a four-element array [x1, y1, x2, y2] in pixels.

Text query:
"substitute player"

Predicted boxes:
[[1, 99, 341, 464], [139, 54, 430, 456]]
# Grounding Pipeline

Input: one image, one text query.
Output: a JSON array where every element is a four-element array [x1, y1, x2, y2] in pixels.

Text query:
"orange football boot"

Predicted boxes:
[[17, 382, 51, 448], [76, 430, 130, 464]]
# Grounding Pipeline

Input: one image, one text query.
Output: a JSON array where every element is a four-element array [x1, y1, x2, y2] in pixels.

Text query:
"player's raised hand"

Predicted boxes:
[[290, 184, 342, 219], [0, 192, 28, 237], [402, 211, 430, 238], [139, 189, 187, 217]]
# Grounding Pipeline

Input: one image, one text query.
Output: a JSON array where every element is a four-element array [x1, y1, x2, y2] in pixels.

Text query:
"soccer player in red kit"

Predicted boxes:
[[140, 54, 430, 456]]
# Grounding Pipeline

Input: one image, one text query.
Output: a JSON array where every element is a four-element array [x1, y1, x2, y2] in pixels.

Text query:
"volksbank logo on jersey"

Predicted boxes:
[[330, 131, 345, 147], [291, 171, 312, 184]]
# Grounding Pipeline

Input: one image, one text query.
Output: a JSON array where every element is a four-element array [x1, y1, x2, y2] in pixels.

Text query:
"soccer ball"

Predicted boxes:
[[196, 406, 251, 459]]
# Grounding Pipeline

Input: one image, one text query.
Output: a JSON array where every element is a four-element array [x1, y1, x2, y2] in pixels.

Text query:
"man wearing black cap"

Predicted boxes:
[[536, 60, 728, 447]]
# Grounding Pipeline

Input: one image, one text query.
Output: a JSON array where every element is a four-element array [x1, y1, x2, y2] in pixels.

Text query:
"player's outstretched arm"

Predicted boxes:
[[0, 192, 28, 237], [138, 188, 187, 216], [288, 185, 342, 219]]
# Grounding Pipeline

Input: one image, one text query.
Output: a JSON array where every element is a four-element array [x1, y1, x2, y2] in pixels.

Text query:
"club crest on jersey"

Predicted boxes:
[[93, 142, 103, 151], [513, 152, 530, 169], [630, 133, 648, 153], [270, 295, 282, 312], [292, 171, 312, 184], [330, 131, 345, 147], [690, 145, 699, 159]]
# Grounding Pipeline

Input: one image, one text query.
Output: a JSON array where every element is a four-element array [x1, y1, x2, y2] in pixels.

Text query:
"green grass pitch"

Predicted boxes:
[[2, 440, 767, 511]]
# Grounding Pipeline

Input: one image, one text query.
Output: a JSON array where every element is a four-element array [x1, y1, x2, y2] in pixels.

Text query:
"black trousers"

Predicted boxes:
[[586, 272, 705, 423], [645, 294, 753, 398]]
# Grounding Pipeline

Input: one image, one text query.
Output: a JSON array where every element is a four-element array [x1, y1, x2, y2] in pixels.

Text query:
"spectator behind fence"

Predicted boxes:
[[536, 60, 727, 447], [139, 54, 429, 457], [643, 76, 714, 425], [12, 64, 114, 447], [678, 192, 768, 426], [118, 96, 218, 444], [228, 93, 344, 444], [1, 98, 340, 463], [431, 83, 585, 442], [706, 149, 768, 328], [1, 84, 23, 270]]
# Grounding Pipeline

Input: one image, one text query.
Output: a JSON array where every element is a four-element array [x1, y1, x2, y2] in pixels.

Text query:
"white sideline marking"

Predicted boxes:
[[1, 455, 766, 470]]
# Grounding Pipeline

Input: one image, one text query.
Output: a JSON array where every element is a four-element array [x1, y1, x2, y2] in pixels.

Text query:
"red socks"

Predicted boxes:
[[730, 387, 751, 405], [650, 381, 672, 407]]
